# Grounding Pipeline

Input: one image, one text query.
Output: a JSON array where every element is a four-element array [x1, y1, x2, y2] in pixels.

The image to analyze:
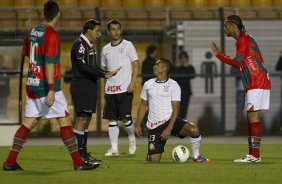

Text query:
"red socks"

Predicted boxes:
[[248, 122, 262, 158], [60, 126, 83, 167], [5, 125, 30, 164]]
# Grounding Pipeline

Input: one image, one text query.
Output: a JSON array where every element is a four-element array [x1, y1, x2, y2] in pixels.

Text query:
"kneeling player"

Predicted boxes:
[[135, 58, 210, 163]]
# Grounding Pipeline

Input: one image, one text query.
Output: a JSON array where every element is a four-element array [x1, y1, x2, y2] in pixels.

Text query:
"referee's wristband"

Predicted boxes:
[[48, 83, 54, 91]]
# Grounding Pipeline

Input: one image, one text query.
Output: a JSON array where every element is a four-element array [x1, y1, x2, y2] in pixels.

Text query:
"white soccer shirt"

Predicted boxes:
[[140, 78, 181, 130], [101, 39, 138, 94]]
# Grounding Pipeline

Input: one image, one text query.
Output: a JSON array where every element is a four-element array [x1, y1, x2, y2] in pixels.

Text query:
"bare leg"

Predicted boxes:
[[149, 153, 162, 163]]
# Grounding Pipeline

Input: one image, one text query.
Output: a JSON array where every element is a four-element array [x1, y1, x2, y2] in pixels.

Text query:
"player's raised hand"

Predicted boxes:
[[105, 66, 122, 79], [45, 90, 55, 107], [135, 125, 142, 137], [210, 41, 221, 56]]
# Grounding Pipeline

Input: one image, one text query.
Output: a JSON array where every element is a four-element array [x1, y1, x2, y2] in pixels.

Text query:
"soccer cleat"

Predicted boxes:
[[82, 152, 102, 163], [129, 140, 137, 155], [3, 162, 24, 171], [104, 149, 119, 157], [193, 155, 211, 163], [234, 154, 261, 163], [74, 161, 99, 171]]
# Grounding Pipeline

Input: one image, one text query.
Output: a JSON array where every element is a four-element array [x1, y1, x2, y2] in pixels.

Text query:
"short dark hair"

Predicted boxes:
[[44, 0, 60, 22], [146, 45, 157, 56], [107, 19, 121, 31], [159, 58, 173, 75], [83, 19, 101, 34], [178, 51, 189, 60], [226, 15, 246, 33]]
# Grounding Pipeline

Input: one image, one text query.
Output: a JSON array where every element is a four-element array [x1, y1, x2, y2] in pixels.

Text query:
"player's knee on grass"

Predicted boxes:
[[149, 154, 162, 163]]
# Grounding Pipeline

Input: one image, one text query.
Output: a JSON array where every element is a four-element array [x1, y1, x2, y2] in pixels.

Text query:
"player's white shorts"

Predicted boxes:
[[25, 90, 69, 119], [245, 89, 270, 111]]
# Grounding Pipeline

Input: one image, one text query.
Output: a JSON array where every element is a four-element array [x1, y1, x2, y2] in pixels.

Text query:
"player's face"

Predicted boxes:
[[89, 25, 101, 43], [151, 49, 158, 60], [108, 24, 121, 41], [153, 60, 164, 76], [224, 20, 233, 37]]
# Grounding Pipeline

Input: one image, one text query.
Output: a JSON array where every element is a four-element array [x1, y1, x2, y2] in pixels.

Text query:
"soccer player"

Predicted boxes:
[[210, 15, 271, 163], [101, 19, 139, 156], [135, 58, 210, 163], [70, 19, 120, 163], [3, 1, 96, 171]]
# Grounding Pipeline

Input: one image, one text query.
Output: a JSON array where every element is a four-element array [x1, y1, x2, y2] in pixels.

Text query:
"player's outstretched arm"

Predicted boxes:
[[135, 99, 147, 137], [210, 41, 243, 68], [105, 67, 122, 79]]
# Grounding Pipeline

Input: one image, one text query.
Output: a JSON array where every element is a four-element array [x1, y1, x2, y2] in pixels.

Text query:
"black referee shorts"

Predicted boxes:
[[103, 92, 133, 121], [71, 78, 97, 113]]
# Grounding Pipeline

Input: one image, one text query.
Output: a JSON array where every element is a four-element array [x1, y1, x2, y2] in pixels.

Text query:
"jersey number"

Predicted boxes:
[[30, 42, 38, 64], [29, 42, 40, 75]]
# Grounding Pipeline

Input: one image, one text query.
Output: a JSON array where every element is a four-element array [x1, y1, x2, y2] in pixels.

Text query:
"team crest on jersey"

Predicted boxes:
[[119, 47, 124, 54], [149, 143, 155, 151], [78, 43, 85, 54], [163, 85, 170, 92]]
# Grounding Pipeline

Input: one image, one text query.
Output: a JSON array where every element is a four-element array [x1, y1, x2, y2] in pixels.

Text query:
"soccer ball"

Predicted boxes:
[[171, 145, 190, 163]]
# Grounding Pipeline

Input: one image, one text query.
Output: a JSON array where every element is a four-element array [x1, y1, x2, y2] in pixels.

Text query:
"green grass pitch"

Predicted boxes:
[[0, 144, 282, 184]]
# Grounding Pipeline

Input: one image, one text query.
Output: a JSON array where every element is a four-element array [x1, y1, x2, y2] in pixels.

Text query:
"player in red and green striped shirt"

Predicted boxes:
[[211, 15, 271, 163], [3, 1, 97, 171]]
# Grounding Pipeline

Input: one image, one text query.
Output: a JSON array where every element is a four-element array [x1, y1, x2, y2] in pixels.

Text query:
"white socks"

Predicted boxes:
[[124, 120, 136, 143], [189, 135, 201, 159], [108, 121, 119, 153]]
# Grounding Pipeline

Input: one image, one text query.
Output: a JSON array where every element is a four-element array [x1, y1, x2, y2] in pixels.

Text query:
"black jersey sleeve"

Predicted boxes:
[[74, 41, 106, 79]]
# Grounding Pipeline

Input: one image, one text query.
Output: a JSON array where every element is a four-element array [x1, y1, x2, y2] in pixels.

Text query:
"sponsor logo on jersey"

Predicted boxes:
[[29, 63, 40, 77], [27, 77, 40, 86], [246, 56, 259, 76], [78, 43, 85, 54], [148, 120, 166, 128], [107, 85, 122, 92], [30, 28, 44, 37]]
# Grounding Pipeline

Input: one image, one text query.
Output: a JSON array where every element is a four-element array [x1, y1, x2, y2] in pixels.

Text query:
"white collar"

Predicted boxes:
[[80, 33, 93, 47]]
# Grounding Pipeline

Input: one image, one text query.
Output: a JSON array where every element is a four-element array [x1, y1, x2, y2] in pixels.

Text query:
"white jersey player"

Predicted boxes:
[[135, 58, 210, 163], [101, 19, 139, 156]]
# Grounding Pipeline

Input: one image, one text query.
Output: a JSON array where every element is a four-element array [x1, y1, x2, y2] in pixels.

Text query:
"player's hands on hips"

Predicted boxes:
[[210, 41, 221, 56], [135, 125, 142, 137], [160, 127, 172, 141], [45, 90, 55, 107], [105, 67, 122, 79]]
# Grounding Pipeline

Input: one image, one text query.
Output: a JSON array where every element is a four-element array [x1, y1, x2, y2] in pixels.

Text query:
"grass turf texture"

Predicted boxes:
[[0, 144, 282, 184]]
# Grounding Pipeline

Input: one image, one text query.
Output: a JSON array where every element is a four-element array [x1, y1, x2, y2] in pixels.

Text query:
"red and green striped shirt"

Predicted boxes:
[[23, 24, 61, 98], [216, 32, 271, 91]]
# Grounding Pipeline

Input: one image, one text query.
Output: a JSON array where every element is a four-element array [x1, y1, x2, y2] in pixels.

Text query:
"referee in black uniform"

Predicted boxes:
[[70, 19, 120, 164]]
